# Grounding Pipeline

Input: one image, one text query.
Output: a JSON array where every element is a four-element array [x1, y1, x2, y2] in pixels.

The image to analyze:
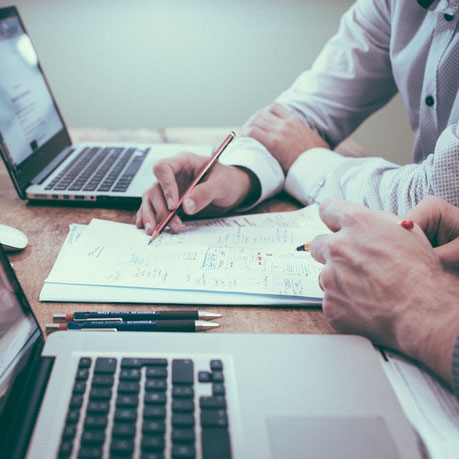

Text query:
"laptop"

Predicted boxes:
[[0, 6, 212, 207], [0, 246, 424, 458]]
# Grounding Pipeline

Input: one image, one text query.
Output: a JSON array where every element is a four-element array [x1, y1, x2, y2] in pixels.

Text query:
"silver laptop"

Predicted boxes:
[[0, 6, 211, 207], [0, 246, 424, 458]]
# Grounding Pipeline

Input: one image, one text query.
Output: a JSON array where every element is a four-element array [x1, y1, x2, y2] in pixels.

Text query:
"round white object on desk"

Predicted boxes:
[[0, 224, 28, 252]]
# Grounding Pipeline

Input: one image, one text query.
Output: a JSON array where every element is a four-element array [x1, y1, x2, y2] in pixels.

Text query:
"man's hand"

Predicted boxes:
[[310, 197, 459, 386], [403, 195, 459, 271], [240, 103, 329, 173], [136, 152, 259, 235]]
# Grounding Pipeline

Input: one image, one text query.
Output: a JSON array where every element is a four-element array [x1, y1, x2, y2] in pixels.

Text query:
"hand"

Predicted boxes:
[[310, 197, 459, 385], [136, 152, 259, 234], [240, 103, 329, 173], [403, 195, 459, 271]]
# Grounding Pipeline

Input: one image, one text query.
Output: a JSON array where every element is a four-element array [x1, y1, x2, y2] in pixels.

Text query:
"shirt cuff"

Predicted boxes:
[[284, 148, 347, 205], [219, 136, 284, 210]]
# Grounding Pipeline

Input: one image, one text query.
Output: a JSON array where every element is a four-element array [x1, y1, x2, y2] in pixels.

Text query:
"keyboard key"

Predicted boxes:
[[92, 374, 114, 386], [211, 371, 224, 383], [142, 420, 166, 435], [79, 357, 92, 368], [62, 424, 76, 439], [143, 406, 166, 419], [81, 430, 105, 445], [172, 413, 194, 428], [172, 429, 195, 444], [212, 384, 225, 396], [76, 369, 89, 380], [144, 392, 166, 405], [66, 409, 81, 424], [112, 422, 136, 438], [198, 371, 211, 383], [146, 367, 167, 379], [116, 394, 139, 408], [111, 438, 134, 456], [172, 360, 194, 385], [145, 379, 167, 392], [121, 358, 167, 368], [86, 401, 110, 415], [69, 394, 84, 409], [73, 381, 86, 394], [90, 387, 112, 400], [172, 387, 194, 399], [172, 400, 194, 412], [58, 439, 73, 457], [210, 360, 223, 371], [78, 446, 103, 458], [200, 396, 226, 409], [120, 368, 141, 380], [201, 427, 231, 459], [94, 357, 117, 374], [142, 435, 165, 452], [118, 381, 140, 393], [172, 444, 195, 458], [84, 415, 108, 430], [200, 409, 227, 427], [141, 453, 164, 459], [115, 408, 137, 423]]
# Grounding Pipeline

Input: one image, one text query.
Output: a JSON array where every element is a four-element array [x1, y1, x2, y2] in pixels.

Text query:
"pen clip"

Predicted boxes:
[[74, 318, 123, 322], [71, 328, 119, 332]]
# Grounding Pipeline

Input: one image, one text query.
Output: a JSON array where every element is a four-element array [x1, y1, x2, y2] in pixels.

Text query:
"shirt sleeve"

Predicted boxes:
[[276, 0, 396, 148], [284, 122, 459, 214]]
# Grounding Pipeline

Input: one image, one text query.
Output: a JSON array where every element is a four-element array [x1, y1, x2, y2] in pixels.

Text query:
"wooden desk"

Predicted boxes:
[[0, 128, 334, 336]]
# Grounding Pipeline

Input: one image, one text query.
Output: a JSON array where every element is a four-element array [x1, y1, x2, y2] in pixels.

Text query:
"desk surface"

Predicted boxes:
[[1, 127, 336, 336]]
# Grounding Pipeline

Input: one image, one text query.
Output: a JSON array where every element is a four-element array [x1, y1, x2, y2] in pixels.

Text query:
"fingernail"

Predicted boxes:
[[184, 198, 196, 214], [145, 222, 152, 233], [170, 221, 180, 233], [167, 198, 174, 210]]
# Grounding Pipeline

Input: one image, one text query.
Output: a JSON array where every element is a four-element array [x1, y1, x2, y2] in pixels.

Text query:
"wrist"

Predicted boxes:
[[232, 166, 261, 208]]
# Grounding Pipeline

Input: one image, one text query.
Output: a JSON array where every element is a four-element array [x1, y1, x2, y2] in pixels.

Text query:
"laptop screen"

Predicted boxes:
[[0, 246, 40, 416], [0, 13, 63, 167]]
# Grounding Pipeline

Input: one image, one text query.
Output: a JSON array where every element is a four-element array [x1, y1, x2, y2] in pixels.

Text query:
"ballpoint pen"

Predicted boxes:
[[148, 131, 236, 244], [46, 320, 219, 333], [53, 310, 222, 322]]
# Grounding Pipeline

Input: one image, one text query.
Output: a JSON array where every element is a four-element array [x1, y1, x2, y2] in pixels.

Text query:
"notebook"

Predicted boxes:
[[0, 6, 211, 207], [0, 245, 423, 458], [41, 206, 328, 305]]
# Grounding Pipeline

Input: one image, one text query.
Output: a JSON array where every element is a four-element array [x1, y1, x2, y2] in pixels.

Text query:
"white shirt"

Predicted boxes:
[[221, 0, 459, 215]]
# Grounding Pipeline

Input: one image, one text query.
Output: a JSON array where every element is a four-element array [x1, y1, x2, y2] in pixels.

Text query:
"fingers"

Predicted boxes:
[[269, 102, 293, 118], [435, 238, 459, 271], [183, 180, 218, 215], [318, 197, 367, 232], [310, 234, 332, 265]]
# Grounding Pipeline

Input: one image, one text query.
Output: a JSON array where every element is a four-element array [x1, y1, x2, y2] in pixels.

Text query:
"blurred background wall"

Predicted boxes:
[[0, 0, 413, 164]]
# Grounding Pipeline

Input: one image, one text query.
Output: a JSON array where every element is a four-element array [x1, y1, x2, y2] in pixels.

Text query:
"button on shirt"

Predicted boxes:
[[221, 0, 459, 215]]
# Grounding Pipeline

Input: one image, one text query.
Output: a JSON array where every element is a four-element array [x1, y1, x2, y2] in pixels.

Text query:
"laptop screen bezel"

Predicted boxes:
[[0, 5, 72, 199]]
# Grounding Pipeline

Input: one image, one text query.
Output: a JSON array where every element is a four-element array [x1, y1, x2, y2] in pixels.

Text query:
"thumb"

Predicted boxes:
[[182, 181, 216, 215]]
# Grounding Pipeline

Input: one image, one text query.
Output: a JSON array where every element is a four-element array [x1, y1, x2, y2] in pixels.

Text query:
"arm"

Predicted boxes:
[[310, 197, 459, 391], [285, 122, 459, 214]]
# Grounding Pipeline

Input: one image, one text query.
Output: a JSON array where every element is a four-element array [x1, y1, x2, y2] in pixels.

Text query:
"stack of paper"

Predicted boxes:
[[40, 206, 328, 305]]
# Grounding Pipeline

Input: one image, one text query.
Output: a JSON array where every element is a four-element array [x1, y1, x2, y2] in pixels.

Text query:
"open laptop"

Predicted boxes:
[[0, 247, 424, 458], [0, 6, 212, 207]]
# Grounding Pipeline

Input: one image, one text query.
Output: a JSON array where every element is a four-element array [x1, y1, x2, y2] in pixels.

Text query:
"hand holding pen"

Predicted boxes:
[[136, 132, 258, 237]]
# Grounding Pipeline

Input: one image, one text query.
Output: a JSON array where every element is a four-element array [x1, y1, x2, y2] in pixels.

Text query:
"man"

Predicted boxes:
[[136, 0, 458, 233], [309, 195, 459, 399]]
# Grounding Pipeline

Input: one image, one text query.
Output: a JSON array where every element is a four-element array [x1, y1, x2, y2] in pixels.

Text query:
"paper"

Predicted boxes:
[[381, 351, 459, 459], [41, 206, 327, 305]]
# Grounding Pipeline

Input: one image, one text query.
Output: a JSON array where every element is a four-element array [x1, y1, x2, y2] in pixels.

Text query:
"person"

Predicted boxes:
[[136, 0, 458, 234], [309, 195, 459, 398]]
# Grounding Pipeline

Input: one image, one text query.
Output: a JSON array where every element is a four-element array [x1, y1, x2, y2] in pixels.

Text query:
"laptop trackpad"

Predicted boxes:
[[267, 416, 400, 459]]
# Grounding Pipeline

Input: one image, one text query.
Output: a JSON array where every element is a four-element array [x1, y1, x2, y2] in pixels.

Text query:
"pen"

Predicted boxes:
[[296, 219, 416, 252], [53, 310, 222, 322], [149, 131, 236, 243], [46, 320, 219, 333]]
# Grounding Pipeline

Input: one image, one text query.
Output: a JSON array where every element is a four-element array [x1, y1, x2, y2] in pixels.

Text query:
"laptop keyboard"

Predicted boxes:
[[58, 356, 232, 459], [45, 147, 149, 193]]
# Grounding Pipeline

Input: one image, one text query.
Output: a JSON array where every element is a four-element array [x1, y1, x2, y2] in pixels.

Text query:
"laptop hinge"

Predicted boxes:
[[2, 348, 55, 459], [30, 146, 74, 185]]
